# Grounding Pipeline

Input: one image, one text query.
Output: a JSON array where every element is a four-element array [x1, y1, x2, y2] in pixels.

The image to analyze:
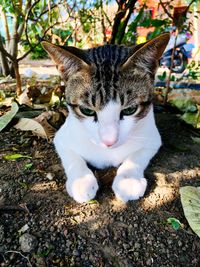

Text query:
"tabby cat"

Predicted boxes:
[[42, 33, 170, 203]]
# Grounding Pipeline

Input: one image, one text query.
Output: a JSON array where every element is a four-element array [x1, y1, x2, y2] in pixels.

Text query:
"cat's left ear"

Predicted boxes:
[[41, 41, 90, 80], [121, 33, 170, 76]]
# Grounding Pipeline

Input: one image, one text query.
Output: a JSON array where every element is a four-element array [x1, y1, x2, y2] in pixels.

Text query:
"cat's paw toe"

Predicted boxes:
[[112, 176, 147, 203], [66, 174, 98, 203]]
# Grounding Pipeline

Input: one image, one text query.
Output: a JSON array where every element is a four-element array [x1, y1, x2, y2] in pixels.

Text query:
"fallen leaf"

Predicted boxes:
[[3, 153, 32, 160], [14, 114, 56, 140], [36, 110, 63, 129], [15, 110, 42, 119], [0, 101, 19, 132], [17, 87, 33, 107], [180, 186, 200, 238], [0, 75, 15, 84]]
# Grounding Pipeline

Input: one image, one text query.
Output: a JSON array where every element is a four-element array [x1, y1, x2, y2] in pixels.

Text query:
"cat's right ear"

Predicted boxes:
[[121, 33, 170, 76], [41, 42, 89, 80]]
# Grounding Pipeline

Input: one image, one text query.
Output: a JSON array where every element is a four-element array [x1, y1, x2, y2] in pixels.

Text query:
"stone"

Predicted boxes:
[[19, 233, 38, 252]]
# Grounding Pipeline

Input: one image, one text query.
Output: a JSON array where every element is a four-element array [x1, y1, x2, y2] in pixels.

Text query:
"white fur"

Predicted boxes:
[[54, 101, 161, 203]]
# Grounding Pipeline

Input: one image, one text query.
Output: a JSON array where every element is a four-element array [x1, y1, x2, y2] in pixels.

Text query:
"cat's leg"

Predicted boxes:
[[56, 145, 99, 203], [112, 148, 158, 202]]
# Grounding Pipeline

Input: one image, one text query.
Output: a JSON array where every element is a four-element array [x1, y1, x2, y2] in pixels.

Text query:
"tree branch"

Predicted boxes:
[[159, 0, 173, 19], [110, 0, 137, 44], [18, 19, 68, 61], [18, 0, 32, 38], [25, 0, 41, 48]]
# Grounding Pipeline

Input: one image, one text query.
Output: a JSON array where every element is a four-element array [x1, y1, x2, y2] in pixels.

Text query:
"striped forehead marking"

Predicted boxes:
[[87, 45, 130, 107]]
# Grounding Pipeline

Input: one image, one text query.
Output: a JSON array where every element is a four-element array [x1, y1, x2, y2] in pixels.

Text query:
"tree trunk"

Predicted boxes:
[[10, 16, 19, 59], [117, 1, 136, 44], [109, 0, 137, 44], [0, 35, 10, 76], [0, 9, 10, 51], [13, 61, 22, 96], [0, 52, 10, 76]]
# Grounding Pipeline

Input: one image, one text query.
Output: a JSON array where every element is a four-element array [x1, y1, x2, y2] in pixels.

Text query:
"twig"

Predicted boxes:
[[159, 0, 173, 19], [4, 250, 32, 267]]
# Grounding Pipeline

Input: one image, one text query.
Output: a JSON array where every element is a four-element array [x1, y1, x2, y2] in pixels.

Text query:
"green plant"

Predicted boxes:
[[167, 217, 183, 231]]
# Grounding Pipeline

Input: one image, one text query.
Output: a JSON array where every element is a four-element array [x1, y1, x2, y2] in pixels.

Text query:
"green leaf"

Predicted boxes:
[[24, 163, 33, 170], [158, 71, 167, 81], [3, 153, 32, 160], [181, 112, 200, 129], [151, 19, 166, 27], [0, 102, 19, 132], [87, 200, 99, 205], [180, 186, 200, 238], [170, 97, 197, 113], [170, 75, 176, 81], [167, 217, 183, 230]]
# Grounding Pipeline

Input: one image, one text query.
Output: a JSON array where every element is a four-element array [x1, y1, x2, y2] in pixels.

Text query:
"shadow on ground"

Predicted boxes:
[[0, 112, 200, 267]]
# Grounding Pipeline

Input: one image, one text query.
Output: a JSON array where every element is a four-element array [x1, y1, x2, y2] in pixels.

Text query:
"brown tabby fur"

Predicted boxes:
[[42, 33, 170, 121]]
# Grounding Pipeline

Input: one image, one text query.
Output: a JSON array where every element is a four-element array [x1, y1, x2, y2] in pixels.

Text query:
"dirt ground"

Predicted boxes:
[[0, 110, 200, 267]]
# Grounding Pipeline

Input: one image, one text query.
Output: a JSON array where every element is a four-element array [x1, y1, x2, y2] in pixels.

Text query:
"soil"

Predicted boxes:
[[0, 111, 200, 267]]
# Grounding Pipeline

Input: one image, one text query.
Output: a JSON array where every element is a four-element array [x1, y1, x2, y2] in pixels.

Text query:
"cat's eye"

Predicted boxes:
[[79, 106, 96, 116], [121, 105, 138, 116]]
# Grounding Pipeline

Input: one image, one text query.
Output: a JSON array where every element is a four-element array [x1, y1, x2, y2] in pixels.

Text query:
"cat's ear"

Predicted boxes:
[[41, 41, 89, 80], [121, 33, 170, 76]]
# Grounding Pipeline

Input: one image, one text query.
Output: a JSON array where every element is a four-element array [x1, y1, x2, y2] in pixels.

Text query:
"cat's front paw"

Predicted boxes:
[[66, 174, 99, 203], [112, 175, 147, 203]]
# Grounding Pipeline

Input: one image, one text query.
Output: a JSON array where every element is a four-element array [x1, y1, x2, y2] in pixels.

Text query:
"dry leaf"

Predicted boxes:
[[180, 186, 200, 238], [14, 117, 55, 140], [17, 87, 33, 107]]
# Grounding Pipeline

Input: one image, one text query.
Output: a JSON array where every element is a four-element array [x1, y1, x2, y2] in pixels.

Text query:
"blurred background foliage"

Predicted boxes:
[[0, 0, 199, 95]]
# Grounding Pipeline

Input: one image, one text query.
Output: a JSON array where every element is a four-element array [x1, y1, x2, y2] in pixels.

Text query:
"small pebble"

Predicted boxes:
[[46, 172, 55, 180]]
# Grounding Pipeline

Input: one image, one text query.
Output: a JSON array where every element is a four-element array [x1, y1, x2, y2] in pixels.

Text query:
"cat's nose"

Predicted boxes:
[[103, 138, 117, 147], [99, 123, 119, 147]]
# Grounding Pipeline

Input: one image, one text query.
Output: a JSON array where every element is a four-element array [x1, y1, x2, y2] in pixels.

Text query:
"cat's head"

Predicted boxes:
[[42, 33, 169, 148]]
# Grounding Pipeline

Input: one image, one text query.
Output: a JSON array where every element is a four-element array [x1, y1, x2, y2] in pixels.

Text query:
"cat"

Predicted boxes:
[[42, 33, 170, 203]]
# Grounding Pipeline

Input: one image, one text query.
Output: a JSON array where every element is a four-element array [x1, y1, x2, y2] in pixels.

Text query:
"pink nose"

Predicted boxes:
[[103, 139, 117, 147]]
